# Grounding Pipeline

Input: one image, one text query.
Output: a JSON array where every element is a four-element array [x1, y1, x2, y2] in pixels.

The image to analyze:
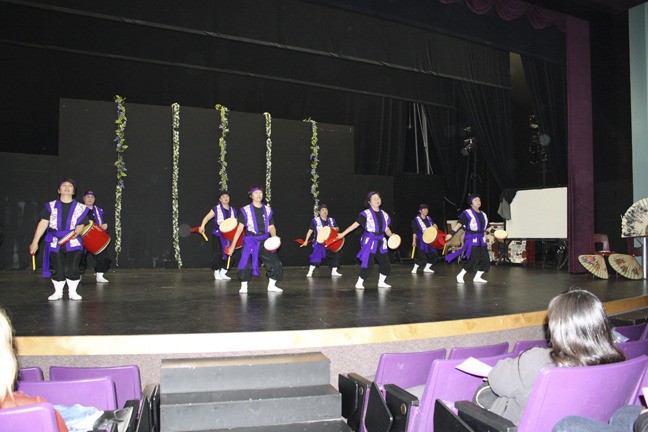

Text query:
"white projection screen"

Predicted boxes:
[[505, 187, 567, 239]]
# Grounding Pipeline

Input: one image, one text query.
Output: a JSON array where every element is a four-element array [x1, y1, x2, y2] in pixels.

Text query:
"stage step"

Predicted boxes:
[[161, 352, 331, 393], [160, 352, 345, 432]]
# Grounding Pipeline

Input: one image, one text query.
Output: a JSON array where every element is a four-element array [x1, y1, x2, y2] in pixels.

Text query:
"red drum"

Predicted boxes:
[[80, 220, 111, 254], [264, 236, 281, 252], [58, 230, 78, 246], [432, 229, 447, 250], [387, 234, 401, 250], [219, 218, 244, 252], [316, 226, 345, 252], [422, 227, 438, 245]]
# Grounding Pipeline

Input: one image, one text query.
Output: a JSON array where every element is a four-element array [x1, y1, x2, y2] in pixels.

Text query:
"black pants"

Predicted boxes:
[[359, 252, 391, 279], [79, 250, 111, 274], [238, 248, 283, 282], [414, 247, 438, 267], [463, 245, 490, 273], [211, 234, 226, 270], [50, 249, 83, 282], [310, 250, 341, 268]]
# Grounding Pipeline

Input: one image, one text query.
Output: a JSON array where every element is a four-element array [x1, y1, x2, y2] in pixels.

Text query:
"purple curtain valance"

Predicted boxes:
[[438, 0, 565, 32]]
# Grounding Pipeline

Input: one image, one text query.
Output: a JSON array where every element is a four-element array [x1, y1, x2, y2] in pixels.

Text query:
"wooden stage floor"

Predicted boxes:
[[2, 262, 647, 338]]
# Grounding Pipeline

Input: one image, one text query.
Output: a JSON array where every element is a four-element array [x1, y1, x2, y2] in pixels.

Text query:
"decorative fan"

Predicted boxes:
[[621, 198, 648, 238], [608, 253, 643, 280], [578, 254, 608, 279]]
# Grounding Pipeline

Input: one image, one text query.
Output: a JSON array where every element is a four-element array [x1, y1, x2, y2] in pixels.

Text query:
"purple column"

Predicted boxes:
[[566, 16, 594, 273]]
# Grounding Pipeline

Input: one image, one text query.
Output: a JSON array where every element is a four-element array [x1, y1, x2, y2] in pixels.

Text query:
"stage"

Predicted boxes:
[[5, 261, 648, 385], [3, 262, 647, 337]]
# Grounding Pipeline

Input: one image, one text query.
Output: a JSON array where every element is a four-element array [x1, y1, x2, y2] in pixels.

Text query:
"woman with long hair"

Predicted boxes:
[[475, 289, 625, 426]]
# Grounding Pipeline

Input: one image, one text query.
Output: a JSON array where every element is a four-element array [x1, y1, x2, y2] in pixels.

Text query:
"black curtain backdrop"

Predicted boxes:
[[457, 82, 515, 191], [423, 105, 469, 215], [0, 0, 581, 262], [521, 55, 568, 185]]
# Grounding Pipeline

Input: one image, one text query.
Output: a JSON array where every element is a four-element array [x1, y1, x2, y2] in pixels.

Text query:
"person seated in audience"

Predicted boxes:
[[552, 405, 648, 431], [0, 308, 69, 431], [473, 288, 625, 426]]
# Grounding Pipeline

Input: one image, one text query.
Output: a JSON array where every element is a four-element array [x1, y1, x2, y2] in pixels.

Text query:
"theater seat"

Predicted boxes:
[[617, 338, 648, 360], [365, 352, 516, 432], [0, 403, 59, 432], [453, 355, 648, 432], [612, 323, 647, 342], [447, 342, 509, 360], [17, 377, 118, 411], [511, 339, 549, 356], [18, 366, 44, 382], [339, 349, 446, 432], [50, 365, 142, 409]]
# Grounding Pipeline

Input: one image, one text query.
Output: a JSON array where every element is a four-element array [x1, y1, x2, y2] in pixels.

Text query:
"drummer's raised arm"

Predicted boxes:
[[199, 209, 215, 234], [337, 221, 360, 239]]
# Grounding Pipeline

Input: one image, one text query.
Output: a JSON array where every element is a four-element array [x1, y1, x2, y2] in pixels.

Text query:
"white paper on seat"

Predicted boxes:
[[455, 357, 493, 378]]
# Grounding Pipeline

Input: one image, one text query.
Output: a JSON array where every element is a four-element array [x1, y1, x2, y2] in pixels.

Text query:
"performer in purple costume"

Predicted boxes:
[[226, 186, 283, 293], [79, 190, 111, 283], [411, 204, 438, 274], [199, 190, 237, 281], [445, 194, 490, 283], [29, 179, 89, 300], [337, 191, 394, 290], [301, 204, 342, 278]]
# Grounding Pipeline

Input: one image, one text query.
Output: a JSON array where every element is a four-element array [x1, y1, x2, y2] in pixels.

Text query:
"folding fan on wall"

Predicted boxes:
[[622, 198, 648, 238], [578, 254, 608, 279], [608, 253, 643, 280]]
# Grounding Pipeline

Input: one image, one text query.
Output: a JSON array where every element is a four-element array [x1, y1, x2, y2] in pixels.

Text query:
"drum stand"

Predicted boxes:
[[495, 239, 511, 266]]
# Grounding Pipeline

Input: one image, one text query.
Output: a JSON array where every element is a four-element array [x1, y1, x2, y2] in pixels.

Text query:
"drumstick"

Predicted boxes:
[[31, 254, 36, 271], [442, 243, 448, 256], [411, 247, 415, 260], [227, 255, 231, 270], [201, 232, 208, 241]]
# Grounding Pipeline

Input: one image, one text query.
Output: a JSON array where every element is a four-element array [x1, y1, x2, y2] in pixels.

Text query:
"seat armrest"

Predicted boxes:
[[455, 400, 517, 432], [365, 382, 393, 432], [433, 400, 476, 432], [383, 384, 419, 432], [339, 373, 372, 431]]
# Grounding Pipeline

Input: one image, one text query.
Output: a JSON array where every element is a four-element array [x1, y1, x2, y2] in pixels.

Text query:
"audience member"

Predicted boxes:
[[474, 289, 625, 425]]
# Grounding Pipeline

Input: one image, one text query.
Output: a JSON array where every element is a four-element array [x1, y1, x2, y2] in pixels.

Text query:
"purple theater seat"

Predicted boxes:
[[17, 377, 118, 410], [339, 349, 446, 432], [510, 339, 550, 356], [612, 323, 647, 342], [374, 349, 447, 390], [447, 342, 509, 360], [367, 352, 517, 432], [617, 338, 648, 360], [18, 366, 44, 382], [0, 402, 59, 432], [49, 365, 142, 409], [453, 355, 648, 432]]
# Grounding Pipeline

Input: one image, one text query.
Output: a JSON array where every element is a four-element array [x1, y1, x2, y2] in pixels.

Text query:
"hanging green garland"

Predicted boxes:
[[171, 103, 182, 269], [264, 112, 272, 205], [304, 118, 319, 216], [215, 104, 229, 191], [113, 95, 128, 264]]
